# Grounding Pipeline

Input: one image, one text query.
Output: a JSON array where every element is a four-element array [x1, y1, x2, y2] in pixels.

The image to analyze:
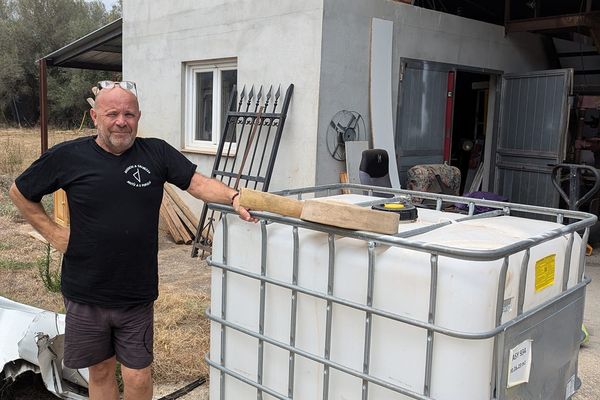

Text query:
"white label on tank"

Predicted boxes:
[[565, 374, 576, 399], [503, 297, 513, 313], [507, 339, 533, 388]]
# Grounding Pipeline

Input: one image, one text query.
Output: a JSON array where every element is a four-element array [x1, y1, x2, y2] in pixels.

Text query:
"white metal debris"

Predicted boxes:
[[0, 296, 88, 399]]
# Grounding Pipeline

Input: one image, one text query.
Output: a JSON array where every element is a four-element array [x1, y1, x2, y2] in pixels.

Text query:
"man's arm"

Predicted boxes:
[[186, 173, 257, 222], [8, 183, 70, 253]]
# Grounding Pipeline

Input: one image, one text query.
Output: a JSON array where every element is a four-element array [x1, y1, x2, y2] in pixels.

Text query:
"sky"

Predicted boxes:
[[94, 0, 118, 10]]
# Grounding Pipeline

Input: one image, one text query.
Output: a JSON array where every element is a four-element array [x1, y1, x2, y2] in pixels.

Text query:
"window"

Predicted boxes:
[[184, 60, 237, 151]]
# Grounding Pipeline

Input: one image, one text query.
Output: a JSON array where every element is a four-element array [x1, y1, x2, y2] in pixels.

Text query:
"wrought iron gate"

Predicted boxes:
[[191, 84, 294, 257]]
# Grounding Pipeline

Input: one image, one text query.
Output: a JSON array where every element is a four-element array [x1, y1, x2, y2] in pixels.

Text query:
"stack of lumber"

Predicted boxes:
[[160, 184, 199, 244]]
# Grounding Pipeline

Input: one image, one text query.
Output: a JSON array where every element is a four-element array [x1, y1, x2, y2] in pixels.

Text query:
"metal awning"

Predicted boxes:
[[41, 18, 122, 71], [38, 18, 122, 153]]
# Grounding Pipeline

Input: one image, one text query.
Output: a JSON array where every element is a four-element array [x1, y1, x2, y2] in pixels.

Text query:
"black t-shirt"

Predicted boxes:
[[15, 136, 197, 307]]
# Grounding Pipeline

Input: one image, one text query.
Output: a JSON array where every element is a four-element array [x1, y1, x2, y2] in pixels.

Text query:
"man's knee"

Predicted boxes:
[[88, 356, 117, 383], [122, 365, 152, 392]]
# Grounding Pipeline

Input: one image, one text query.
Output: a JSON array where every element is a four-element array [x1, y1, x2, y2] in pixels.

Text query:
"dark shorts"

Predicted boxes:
[[63, 298, 154, 370]]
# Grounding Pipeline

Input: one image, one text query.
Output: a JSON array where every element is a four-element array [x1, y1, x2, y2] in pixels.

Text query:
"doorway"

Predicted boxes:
[[449, 71, 491, 193], [395, 60, 498, 193]]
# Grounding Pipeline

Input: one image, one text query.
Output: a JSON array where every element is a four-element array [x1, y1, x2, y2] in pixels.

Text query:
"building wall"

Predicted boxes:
[[316, 0, 550, 186], [122, 0, 324, 209]]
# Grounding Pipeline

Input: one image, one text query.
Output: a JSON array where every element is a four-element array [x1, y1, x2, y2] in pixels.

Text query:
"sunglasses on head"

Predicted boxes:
[[97, 80, 138, 96]]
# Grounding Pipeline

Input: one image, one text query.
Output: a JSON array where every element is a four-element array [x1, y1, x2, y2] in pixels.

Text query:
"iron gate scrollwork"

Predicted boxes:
[[191, 83, 294, 258]]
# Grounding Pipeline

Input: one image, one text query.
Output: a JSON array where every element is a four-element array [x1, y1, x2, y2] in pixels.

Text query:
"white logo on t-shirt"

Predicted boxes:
[[124, 164, 151, 188]]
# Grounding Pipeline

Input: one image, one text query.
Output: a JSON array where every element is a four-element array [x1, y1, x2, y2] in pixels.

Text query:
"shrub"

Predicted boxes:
[[37, 242, 61, 293]]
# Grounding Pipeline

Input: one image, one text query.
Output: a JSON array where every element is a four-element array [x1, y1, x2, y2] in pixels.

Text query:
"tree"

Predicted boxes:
[[0, 0, 121, 127]]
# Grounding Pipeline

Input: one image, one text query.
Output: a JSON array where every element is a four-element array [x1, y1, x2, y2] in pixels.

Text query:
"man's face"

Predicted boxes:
[[90, 86, 141, 155]]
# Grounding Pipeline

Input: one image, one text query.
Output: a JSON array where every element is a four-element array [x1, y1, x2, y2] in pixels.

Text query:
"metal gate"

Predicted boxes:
[[191, 84, 294, 257], [493, 69, 573, 208]]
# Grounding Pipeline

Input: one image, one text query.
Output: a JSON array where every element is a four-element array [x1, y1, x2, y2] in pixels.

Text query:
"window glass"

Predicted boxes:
[[195, 71, 213, 141], [221, 69, 237, 141]]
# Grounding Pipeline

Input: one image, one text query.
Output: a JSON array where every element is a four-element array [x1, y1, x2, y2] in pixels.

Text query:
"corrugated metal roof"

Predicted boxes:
[[41, 18, 122, 71]]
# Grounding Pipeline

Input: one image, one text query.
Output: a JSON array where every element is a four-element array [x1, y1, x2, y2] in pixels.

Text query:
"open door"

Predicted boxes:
[[395, 61, 453, 186], [493, 69, 573, 208]]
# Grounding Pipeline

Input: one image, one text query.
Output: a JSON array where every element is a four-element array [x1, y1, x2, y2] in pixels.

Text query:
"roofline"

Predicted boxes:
[[39, 18, 122, 67]]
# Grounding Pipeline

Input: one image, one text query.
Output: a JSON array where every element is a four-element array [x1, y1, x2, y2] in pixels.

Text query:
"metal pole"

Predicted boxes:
[[39, 58, 48, 154]]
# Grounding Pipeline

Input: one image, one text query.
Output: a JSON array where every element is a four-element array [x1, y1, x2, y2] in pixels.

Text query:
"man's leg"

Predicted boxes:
[[112, 302, 154, 400], [88, 356, 119, 400], [121, 364, 153, 400]]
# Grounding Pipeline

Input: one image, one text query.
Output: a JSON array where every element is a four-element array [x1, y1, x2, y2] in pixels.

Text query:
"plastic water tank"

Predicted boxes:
[[209, 194, 582, 399]]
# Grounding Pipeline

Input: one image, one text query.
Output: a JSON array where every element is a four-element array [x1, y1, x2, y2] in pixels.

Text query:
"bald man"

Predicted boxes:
[[9, 81, 255, 400]]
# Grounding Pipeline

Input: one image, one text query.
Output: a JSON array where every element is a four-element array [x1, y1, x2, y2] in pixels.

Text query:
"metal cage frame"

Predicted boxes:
[[205, 184, 596, 400]]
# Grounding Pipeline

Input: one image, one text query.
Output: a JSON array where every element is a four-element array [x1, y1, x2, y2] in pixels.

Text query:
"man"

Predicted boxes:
[[9, 81, 255, 400]]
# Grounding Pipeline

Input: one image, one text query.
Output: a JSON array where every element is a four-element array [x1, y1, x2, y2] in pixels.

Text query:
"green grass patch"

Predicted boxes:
[[0, 258, 37, 270]]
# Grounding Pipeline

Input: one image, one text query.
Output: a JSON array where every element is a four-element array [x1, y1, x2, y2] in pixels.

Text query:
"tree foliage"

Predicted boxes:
[[0, 0, 122, 127]]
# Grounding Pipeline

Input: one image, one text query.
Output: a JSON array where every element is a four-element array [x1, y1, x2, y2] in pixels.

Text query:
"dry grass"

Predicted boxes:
[[0, 216, 64, 312], [0, 128, 210, 385], [154, 286, 210, 382]]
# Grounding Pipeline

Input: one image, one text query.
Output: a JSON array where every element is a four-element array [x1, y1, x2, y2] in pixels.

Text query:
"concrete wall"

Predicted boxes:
[[122, 0, 324, 208], [122, 0, 552, 195], [316, 0, 550, 186]]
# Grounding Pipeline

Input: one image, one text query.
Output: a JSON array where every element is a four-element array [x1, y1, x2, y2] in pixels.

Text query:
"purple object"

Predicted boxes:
[[456, 191, 508, 214]]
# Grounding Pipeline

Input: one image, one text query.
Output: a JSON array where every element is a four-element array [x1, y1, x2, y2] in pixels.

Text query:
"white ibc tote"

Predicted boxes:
[[206, 185, 596, 400]]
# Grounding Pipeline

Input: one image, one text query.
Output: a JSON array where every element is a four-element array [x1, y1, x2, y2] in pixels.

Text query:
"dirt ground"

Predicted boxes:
[[0, 128, 213, 399]]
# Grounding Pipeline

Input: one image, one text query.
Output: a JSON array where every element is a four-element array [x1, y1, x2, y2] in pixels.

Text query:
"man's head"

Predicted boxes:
[[90, 81, 141, 155]]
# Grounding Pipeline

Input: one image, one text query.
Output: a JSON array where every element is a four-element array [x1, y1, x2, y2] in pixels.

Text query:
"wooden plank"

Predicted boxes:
[[505, 12, 599, 33], [164, 184, 200, 227], [162, 204, 186, 244], [163, 196, 192, 244], [160, 203, 184, 244], [339, 172, 350, 194], [53, 189, 70, 227], [301, 199, 399, 235], [164, 190, 196, 235], [240, 189, 399, 234], [370, 18, 400, 188], [164, 194, 195, 239], [239, 188, 304, 218]]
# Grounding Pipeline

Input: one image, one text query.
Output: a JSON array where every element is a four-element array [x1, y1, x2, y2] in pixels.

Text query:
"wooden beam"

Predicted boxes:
[[160, 203, 184, 244], [506, 12, 600, 33], [164, 184, 199, 227], [301, 200, 400, 235], [162, 195, 192, 244], [239, 188, 304, 219], [164, 191, 196, 237]]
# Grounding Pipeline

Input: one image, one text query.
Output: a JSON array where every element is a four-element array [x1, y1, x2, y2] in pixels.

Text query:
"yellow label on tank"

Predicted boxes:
[[535, 254, 556, 292]]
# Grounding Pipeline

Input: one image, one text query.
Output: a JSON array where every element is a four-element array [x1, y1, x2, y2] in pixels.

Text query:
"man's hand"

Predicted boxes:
[[50, 225, 70, 254], [232, 195, 258, 223]]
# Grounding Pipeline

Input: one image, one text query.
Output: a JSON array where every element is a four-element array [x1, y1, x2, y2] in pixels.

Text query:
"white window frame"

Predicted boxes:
[[183, 59, 237, 153]]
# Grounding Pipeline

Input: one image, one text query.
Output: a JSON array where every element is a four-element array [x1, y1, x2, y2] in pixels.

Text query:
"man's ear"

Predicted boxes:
[[90, 108, 98, 127]]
